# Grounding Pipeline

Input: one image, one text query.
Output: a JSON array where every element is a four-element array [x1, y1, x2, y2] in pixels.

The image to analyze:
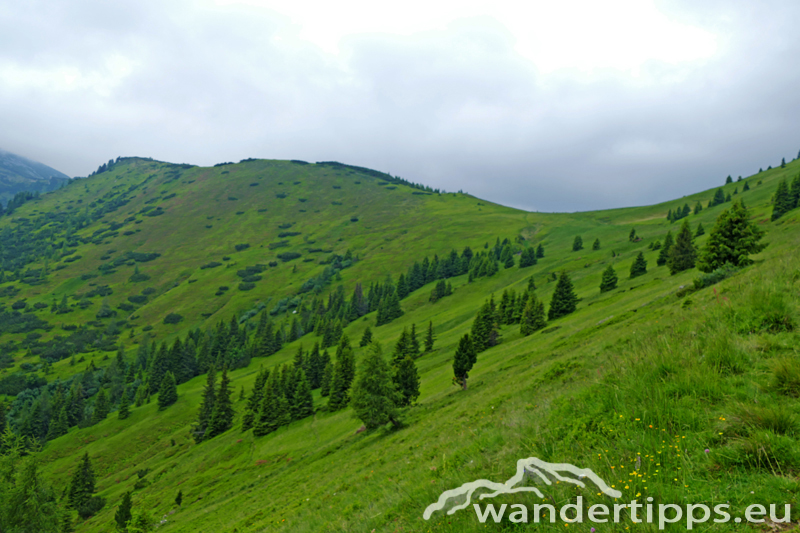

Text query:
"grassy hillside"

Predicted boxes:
[[1, 156, 798, 532]]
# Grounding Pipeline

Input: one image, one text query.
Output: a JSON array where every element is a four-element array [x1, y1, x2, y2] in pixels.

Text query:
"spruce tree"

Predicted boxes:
[[409, 323, 421, 358], [771, 179, 793, 221], [328, 335, 355, 410], [67, 453, 96, 510], [629, 252, 647, 278], [319, 360, 333, 397], [424, 321, 435, 352], [470, 299, 499, 353], [46, 405, 69, 440], [667, 219, 696, 274], [291, 370, 314, 420], [536, 243, 545, 258], [241, 367, 269, 431], [118, 389, 131, 420], [599, 264, 618, 293], [175, 490, 183, 507], [192, 366, 216, 442], [92, 389, 110, 423], [207, 366, 234, 438], [115, 491, 133, 530], [629, 228, 637, 241], [520, 293, 547, 335], [656, 231, 674, 266], [711, 188, 726, 207], [393, 356, 420, 407], [592, 238, 600, 250], [350, 342, 401, 429], [572, 236, 583, 251], [359, 326, 373, 347], [695, 222, 705, 237], [157, 372, 178, 411], [452, 334, 477, 390], [519, 247, 537, 267], [548, 271, 578, 320], [253, 375, 280, 437], [697, 201, 766, 272], [790, 175, 800, 208]]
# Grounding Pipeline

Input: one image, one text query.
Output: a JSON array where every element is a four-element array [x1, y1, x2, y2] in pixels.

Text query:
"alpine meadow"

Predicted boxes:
[[1, 155, 800, 532]]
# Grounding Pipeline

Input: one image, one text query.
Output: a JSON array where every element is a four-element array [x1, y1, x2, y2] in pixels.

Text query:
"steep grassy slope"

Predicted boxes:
[[1, 156, 798, 532]]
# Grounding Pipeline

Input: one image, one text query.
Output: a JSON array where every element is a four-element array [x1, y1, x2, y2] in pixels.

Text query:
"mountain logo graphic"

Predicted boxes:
[[423, 457, 622, 520]]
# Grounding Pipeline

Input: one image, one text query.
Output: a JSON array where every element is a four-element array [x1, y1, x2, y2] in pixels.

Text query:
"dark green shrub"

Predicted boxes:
[[235, 243, 250, 251], [78, 496, 106, 519], [238, 282, 256, 291], [277, 252, 301, 262], [163, 313, 183, 324]]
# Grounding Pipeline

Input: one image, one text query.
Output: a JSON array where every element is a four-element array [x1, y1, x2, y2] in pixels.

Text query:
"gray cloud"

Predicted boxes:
[[1, 0, 798, 211]]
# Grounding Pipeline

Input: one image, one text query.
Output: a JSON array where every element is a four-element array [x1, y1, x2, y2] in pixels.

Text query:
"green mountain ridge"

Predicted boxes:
[[0, 148, 70, 207], [0, 155, 798, 532]]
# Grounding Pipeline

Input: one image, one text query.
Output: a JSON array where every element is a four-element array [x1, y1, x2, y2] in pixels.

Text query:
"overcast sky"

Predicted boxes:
[[1, 0, 799, 211]]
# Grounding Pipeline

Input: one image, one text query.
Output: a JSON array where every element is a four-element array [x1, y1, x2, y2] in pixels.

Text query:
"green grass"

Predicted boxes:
[[1, 157, 798, 531]]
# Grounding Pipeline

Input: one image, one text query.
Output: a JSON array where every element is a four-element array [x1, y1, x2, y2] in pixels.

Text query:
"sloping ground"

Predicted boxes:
[[1, 156, 798, 532]]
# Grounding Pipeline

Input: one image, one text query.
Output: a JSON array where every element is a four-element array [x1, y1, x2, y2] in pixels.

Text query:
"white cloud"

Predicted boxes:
[[0, 0, 798, 211]]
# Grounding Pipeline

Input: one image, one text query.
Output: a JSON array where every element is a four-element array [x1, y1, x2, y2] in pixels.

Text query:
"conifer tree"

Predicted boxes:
[[157, 372, 178, 411], [192, 366, 216, 442], [771, 179, 794, 221], [350, 342, 401, 430], [470, 298, 499, 353], [67, 453, 96, 510], [47, 405, 69, 440], [424, 321, 435, 352], [175, 490, 183, 507], [790, 175, 800, 208], [656, 231, 674, 266], [629, 228, 637, 241], [320, 358, 333, 397], [452, 334, 477, 390], [548, 271, 578, 320], [697, 201, 766, 272], [253, 375, 280, 437], [328, 335, 355, 410], [592, 238, 600, 250], [2, 455, 62, 532], [92, 389, 110, 423], [359, 326, 373, 347], [695, 222, 705, 237], [241, 367, 269, 431], [694, 201, 703, 215], [710, 188, 726, 207], [115, 491, 133, 530], [393, 356, 420, 407], [667, 219, 697, 274], [629, 252, 647, 278], [572, 236, 583, 251], [520, 293, 547, 335], [147, 342, 169, 394], [409, 323, 421, 358], [207, 367, 234, 438], [118, 389, 130, 420], [536, 243, 545, 258], [599, 264, 618, 293], [292, 369, 314, 420]]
